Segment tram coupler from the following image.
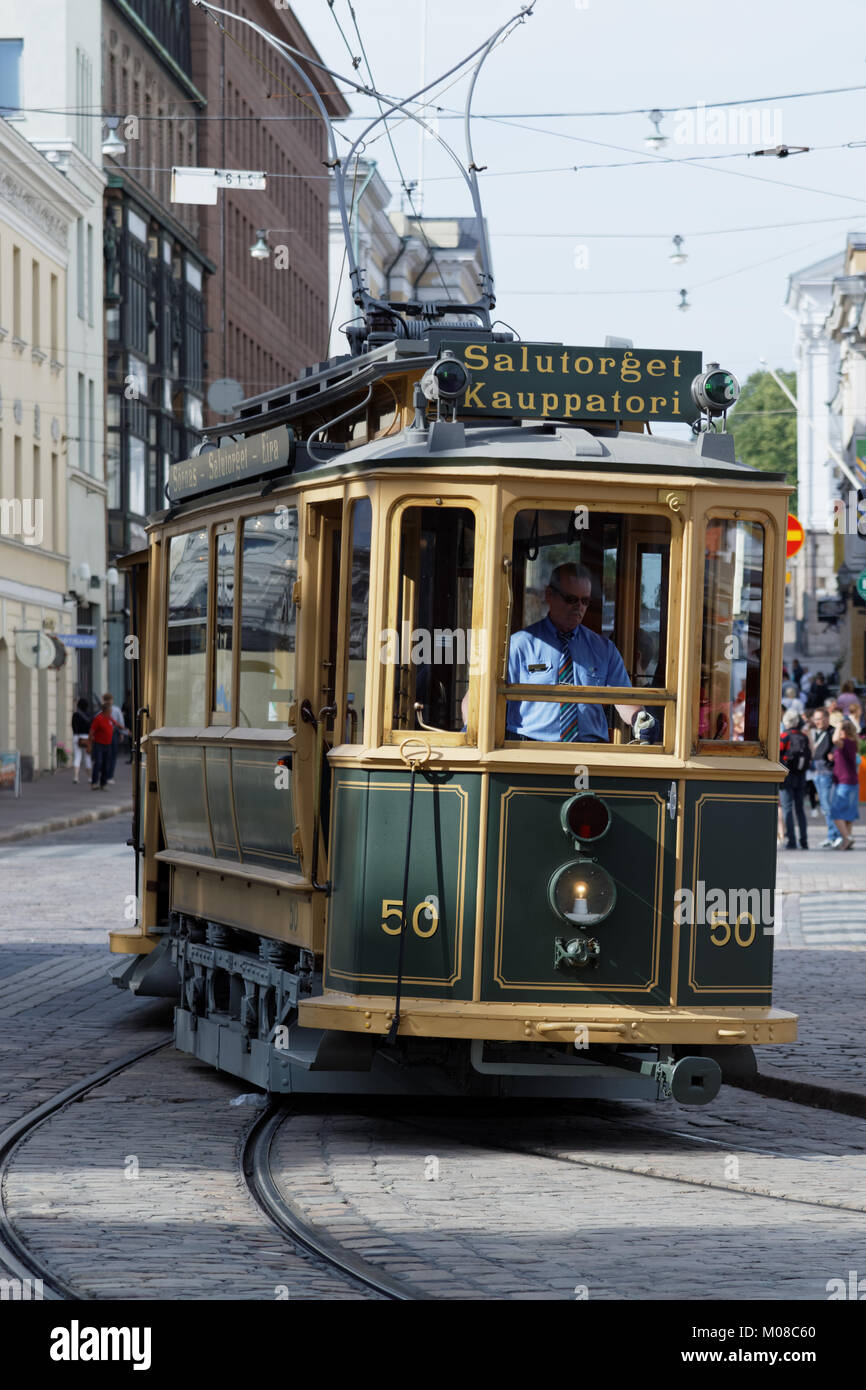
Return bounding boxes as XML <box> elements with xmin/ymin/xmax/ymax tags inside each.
<box><xmin>587</xmin><ymin>1048</ymin><xmax>722</xmax><ymax>1105</ymax></box>
<box><xmin>553</xmin><ymin>935</ymin><xmax>600</xmax><ymax>969</ymax></box>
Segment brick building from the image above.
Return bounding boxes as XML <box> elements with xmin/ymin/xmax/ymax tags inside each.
<box><xmin>189</xmin><ymin>2</ymin><xmax>349</xmax><ymax>421</ymax></box>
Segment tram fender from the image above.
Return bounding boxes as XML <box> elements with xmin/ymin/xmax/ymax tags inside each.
<box><xmin>127</xmin><ymin>938</ymin><xmax>180</xmax><ymax>998</ymax></box>
<box><xmin>310</xmin><ymin>1029</ymin><xmax>376</xmax><ymax>1072</ymax></box>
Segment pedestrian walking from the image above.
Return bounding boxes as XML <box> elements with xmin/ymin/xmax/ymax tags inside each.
<box><xmin>792</xmin><ymin>658</ymin><xmax>804</xmax><ymax>688</ymax></box>
<box><xmin>837</xmin><ymin>680</ymin><xmax>859</xmax><ymax>716</ymax></box>
<box><xmin>806</xmin><ymin>672</ymin><xmax>830</xmax><ymax>710</ymax></box>
<box><xmin>830</xmin><ymin>718</ymin><xmax>860</xmax><ymax>850</ymax></box>
<box><xmin>779</xmin><ymin>708</ymin><xmax>811</xmax><ymax>850</ymax></box>
<box><xmin>809</xmin><ymin>707</ymin><xmax>842</xmax><ymax>847</ymax></box>
<box><xmin>71</xmin><ymin>698</ymin><xmax>92</xmax><ymax>785</ymax></box>
<box><xmin>846</xmin><ymin>699</ymin><xmax>866</xmax><ymax>738</ymax></box>
<box><xmin>101</xmin><ymin>691</ymin><xmax>126</xmax><ymax>785</ymax></box>
<box><xmin>89</xmin><ymin>701</ymin><xmax>115</xmax><ymax>790</ymax></box>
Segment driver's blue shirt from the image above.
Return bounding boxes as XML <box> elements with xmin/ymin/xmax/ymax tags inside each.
<box><xmin>507</xmin><ymin>616</ymin><xmax>631</xmax><ymax>742</ymax></box>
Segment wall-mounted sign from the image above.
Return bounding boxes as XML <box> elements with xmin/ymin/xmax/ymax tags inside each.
<box><xmin>167</xmin><ymin>426</ymin><xmax>294</xmax><ymax>502</ymax></box>
<box><xmin>437</xmin><ymin>341</ymin><xmax>703</xmax><ymax>424</ymax></box>
<box><xmin>58</xmin><ymin>633</ymin><xmax>99</xmax><ymax>649</ymax></box>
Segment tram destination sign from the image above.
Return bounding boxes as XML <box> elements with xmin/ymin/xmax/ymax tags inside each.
<box><xmin>167</xmin><ymin>425</ymin><xmax>294</xmax><ymax>502</ymax></box>
<box><xmin>439</xmin><ymin>341</ymin><xmax>703</xmax><ymax>425</ymax></box>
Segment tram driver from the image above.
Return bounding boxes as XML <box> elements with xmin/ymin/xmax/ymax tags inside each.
<box><xmin>506</xmin><ymin>562</ymin><xmax>658</xmax><ymax>744</ymax></box>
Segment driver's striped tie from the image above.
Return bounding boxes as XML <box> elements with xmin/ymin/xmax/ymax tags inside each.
<box><xmin>559</xmin><ymin>637</ymin><xmax>581</xmax><ymax>742</ymax></box>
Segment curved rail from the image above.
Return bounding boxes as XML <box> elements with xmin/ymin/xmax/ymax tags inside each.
<box><xmin>242</xmin><ymin>1105</ymin><xmax>426</xmax><ymax>1301</ymax></box>
<box><xmin>0</xmin><ymin>1039</ymin><xmax>171</xmax><ymax>1300</ymax></box>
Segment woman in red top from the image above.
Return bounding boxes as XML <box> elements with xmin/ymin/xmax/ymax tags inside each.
<box><xmin>88</xmin><ymin>704</ymin><xmax>115</xmax><ymax>790</ymax></box>
<box><xmin>830</xmin><ymin>718</ymin><xmax>860</xmax><ymax>850</ymax></box>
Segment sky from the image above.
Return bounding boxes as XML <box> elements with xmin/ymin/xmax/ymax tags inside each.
<box><xmin>286</xmin><ymin>0</ymin><xmax>866</xmax><ymax>397</ymax></box>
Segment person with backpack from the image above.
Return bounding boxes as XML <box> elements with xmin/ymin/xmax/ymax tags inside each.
<box><xmin>779</xmin><ymin>708</ymin><xmax>811</xmax><ymax>850</ymax></box>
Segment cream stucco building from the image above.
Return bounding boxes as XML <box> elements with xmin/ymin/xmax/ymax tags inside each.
<box><xmin>0</xmin><ymin>117</ymin><xmax>90</xmax><ymax>775</ymax></box>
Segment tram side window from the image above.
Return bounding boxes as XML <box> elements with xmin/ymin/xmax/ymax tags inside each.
<box><xmin>346</xmin><ymin>498</ymin><xmax>371</xmax><ymax>743</ymax></box>
<box><xmin>699</xmin><ymin>519</ymin><xmax>764</xmax><ymax>743</ymax></box>
<box><xmin>165</xmin><ymin>530</ymin><xmax>208</xmax><ymax>727</ymax></box>
<box><xmin>238</xmin><ymin>508</ymin><xmax>298</xmax><ymax>729</ymax></box>
<box><xmin>388</xmin><ymin>506</ymin><xmax>477</xmax><ymax>736</ymax></box>
<box><xmin>214</xmin><ymin>531</ymin><xmax>234</xmax><ymax>717</ymax></box>
<box><xmin>504</xmin><ymin>509</ymin><xmax>671</xmax><ymax>745</ymax></box>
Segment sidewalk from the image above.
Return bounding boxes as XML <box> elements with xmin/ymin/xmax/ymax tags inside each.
<box><xmin>0</xmin><ymin>760</ymin><xmax>133</xmax><ymax>843</ymax></box>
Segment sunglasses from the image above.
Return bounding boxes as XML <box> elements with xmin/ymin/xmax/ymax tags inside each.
<box><xmin>549</xmin><ymin>581</ymin><xmax>591</xmax><ymax>609</ymax></box>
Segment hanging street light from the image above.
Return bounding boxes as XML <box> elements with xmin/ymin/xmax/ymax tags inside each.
<box><xmin>101</xmin><ymin>116</ymin><xmax>126</xmax><ymax>158</ymax></box>
<box><xmin>669</xmin><ymin>234</ymin><xmax>687</xmax><ymax>265</ymax></box>
<box><xmin>645</xmin><ymin>109</ymin><xmax>667</xmax><ymax>152</ymax></box>
<box><xmin>249</xmin><ymin>229</ymin><xmax>270</xmax><ymax>260</ymax></box>
<box><xmin>678</xmin><ymin>289</ymin><xmax>690</xmax><ymax>312</ymax></box>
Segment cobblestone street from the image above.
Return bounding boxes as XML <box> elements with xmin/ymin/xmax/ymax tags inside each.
<box><xmin>0</xmin><ymin>813</ymin><xmax>864</xmax><ymax>1302</ymax></box>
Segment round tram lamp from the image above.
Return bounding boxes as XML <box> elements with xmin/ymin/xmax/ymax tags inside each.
<box><xmin>548</xmin><ymin>859</ymin><xmax>617</xmax><ymax>928</ymax></box>
<box><xmin>421</xmin><ymin>350</ymin><xmax>471</xmax><ymax>403</ymax></box>
<box><xmin>560</xmin><ymin>791</ymin><xmax>611</xmax><ymax>844</ymax></box>
<box><xmin>691</xmin><ymin>364</ymin><xmax>740</xmax><ymax>417</ymax></box>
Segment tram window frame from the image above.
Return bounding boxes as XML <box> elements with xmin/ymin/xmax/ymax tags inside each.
<box><xmin>497</xmin><ymin>502</ymin><xmax>678</xmax><ymax>753</ymax></box>
<box><xmin>340</xmin><ymin>494</ymin><xmax>372</xmax><ymax>747</ymax></box>
<box><xmin>237</xmin><ymin>504</ymin><xmax>299</xmax><ymax>731</ymax></box>
<box><xmin>163</xmin><ymin>526</ymin><xmax>210</xmax><ymax>728</ymax></box>
<box><xmin>382</xmin><ymin>498</ymin><xmax>485</xmax><ymax>748</ymax></box>
<box><xmin>695</xmin><ymin>510</ymin><xmax>771</xmax><ymax>755</ymax></box>
<box><xmin>210</xmin><ymin>521</ymin><xmax>236</xmax><ymax>727</ymax></box>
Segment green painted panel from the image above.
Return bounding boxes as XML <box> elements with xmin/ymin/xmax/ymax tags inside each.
<box><xmin>325</xmin><ymin>769</ymin><xmax>480</xmax><ymax>999</ymax></box>
<box><xmin>233</xmin><ymin>749</ymin><xmax>298</xmax><ymax>871</ymax></box>
<box><xmin>677</xmin><ymin>782</ymin><xmax>777</xmax><ymax>1005</ymax></box>
<box><xmin>157</xmin><ymin>744</ymin><xmax>211</xmax><ymax>855</ymax></box>
<box><xmin>206</xmin><ymin>746</ymin><xmax>238</xmax><ymax>860</ymax></box>
<box><xmin>483</xmin><ymin>774</ymin><xmax>674</xmax><ymax>1004</ymax></box>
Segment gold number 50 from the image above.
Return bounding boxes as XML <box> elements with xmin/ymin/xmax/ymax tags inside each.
<box><xmin>709</xmin><ymin>911</ymin><xmax>756</xmax><ymax>948</ymax></box>
<box><xmin>380</xmin><ymin>897</ymin><xmax>440</xmax><ymax>938</ymax></box>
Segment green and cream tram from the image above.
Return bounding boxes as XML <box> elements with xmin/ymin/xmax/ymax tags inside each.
<box><xmin>111</xmin><ymin>335</ymin><xmax>796</xmax><ymax>1104</ymax></box>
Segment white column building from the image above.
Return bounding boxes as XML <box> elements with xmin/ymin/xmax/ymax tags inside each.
<box><xmin>784</xmin><ymin>252</ymin><xmax>845</xmax><ymax>665</ymax></box>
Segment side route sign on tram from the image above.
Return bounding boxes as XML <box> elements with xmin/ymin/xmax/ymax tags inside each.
<box><xmin>439</xmin><ymin>340</ymin><xmax>703</xmax><ymax>425</ymax></box>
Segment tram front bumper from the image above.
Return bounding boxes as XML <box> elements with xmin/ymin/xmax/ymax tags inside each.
<box><xmin>297</xmin><ymin>994</ymin><xmax>797</xmax><ymax>1046</ymax></box>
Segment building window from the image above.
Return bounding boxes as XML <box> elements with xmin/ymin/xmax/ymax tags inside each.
<box><xmin>76</xmin><ymin>220</ymin><xmax>85</xmax><ymax>319</ymax></box>
<box><xmin>51</xmin><ymin>453</ymin><xmax>59</xmax><ymax>550</ymax></box>
<box><xmin>31</xmin><ymin>260</ymin><xmax>39</xmax><ymax>348</ymax></box>
<box><xmin>12</xmin><ymin>245</ymin><xmax>21</xmax><ymax>338</ymax></box>
<box><xmin>86</xmin><ymin>223</ymin><xmax>94</xmax><ymax>325</ymax></box>
<box><xmin>13</xmin><ymin>436</ymin><xmax>21</xmax><ymax>499</ymax></box>
<box><xmin>33</xmin><ymin>445</ymin><xmax>41</xmax><ymax>539</ymax></box>
<box><xmin>50</xmin><ymin>274</ymin><xmax>58</xmax><ymax>356</ymax></box>
<box><xmin>129</xmin><ymin>436</ymin><xmax>146</xmax><ymax>517</ymax></box>
<box><xmin>0</xmin><ymin>39</ymin><xmax>23</xmax><ymax>117</ymax></box>
<box><xmin>77</xmin><ymin>373</ymin><xmax>85</xmax><ymax>474</ymax></box>
<box><xmin>88</xmin><ymin>379</ymin><xmax>95</xmax><ymax>476</ymax></box>
<box><xmin>75</xmin><ymin>49</ymin><xmax>92</xmax><ymax>157</ymax></box>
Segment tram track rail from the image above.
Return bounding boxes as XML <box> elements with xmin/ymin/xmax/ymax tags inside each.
<box><xmin>0</xmin><ymin>1039</ymin><xmax>171</xmax><ymax>1300</ymax></box>
<box><xmin>241</xmin><ymin>1105</ymin><xmax>425</xmax><ymax>1301</ymax></box>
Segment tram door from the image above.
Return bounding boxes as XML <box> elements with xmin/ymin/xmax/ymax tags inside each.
<box><xmin>309</xmin><ymin>502</ymin><xmax>344</xmax><ymax>860</ymax></box>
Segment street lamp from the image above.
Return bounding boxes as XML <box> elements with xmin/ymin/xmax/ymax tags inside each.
<box><xmin>645</xmin><ymin>110</ymin><xmax>667</xmax><ymax>152</ymax></box>
<box><xmin>249</xmin><ymin>228</ymin><xmax>295</xmax><ymax>261</ymax></box>
<box><xmin>101</xmin><ymin>116</ymin><xmax>126</xmax><ymax>158</ymax></box>
<box><xmin>669</xmin><ymin>234</ymin><xmax>687</xmax><ymax>265</ymax></box>
<box><xmin>250</xmin><ymin>229</ymin><xmax>270</xmax><ymax>260</ymax></box>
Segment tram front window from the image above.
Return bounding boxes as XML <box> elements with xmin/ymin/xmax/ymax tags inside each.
<box><xmin>699</xmin><ymin>518</ymin><xmax>764</xmax><ymax>744</ymax></box>
<box><xmin>504</xmin><ymin>509</ymin><xmax>671</xmax><ymax>745</ymax></box>
<box><xmin>389</xmin><ymin>506</ymin><xmax>477</xmax><ymax>737</ymax></box>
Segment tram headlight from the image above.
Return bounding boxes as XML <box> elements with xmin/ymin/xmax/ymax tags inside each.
<box><xmin>560</xmin><ymin>791</ymin><xmax>611</xmax><ymax>844</ymax></box>
<box><xmin>421</xmin><ymin>350</ymin><xmax>471</xmax><ymax>403</ymax></box>
<box><xmin>691</xmin><ymin>363</ymin><xmax>740</xmax><ymax>416</ymax></box>
<box><xmin>548</xmin><ymin>859</ymin><xmax>616</xmax><ymax>928</ymax></box>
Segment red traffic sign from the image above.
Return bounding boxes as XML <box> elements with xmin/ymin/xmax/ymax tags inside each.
<box><xmin>786</xmin><ymin>513</ymin><xmax>804</xmax><ymax>559</ymax></box>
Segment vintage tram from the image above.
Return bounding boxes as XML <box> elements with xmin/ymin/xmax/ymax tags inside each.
<box><xmin>110</xmin><ymin>329</ymin><xmax>797</xmax><ymax>1105</ymax></box>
